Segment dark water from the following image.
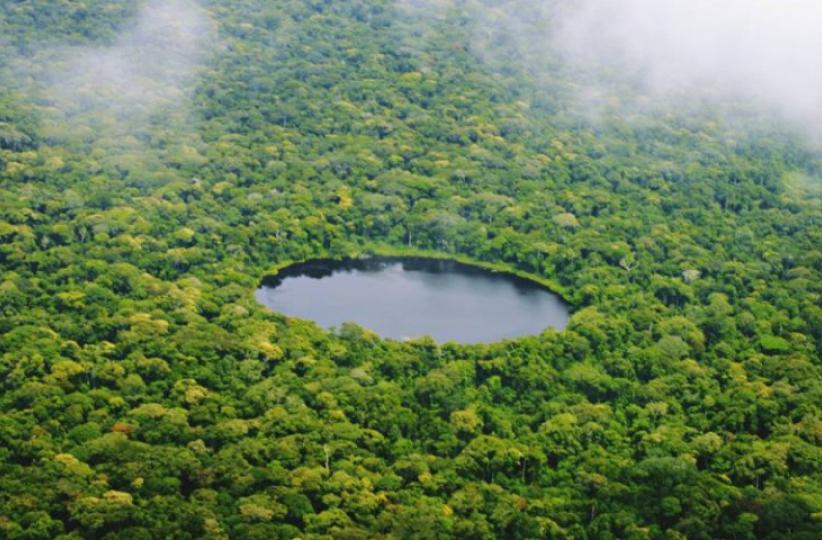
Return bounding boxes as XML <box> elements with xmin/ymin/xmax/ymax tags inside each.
<box><xmin>256</xmin><ymin>257</ymin><xmax>570</xmax><ymax>344</ymax></box>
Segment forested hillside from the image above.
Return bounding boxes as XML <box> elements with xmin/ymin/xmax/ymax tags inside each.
<box><xmin>1</xmin><ymin>1</ymin><xmax>821</xmax><ymax>538</ymax></box>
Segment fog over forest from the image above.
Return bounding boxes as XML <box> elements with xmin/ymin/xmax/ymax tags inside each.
<box><xmin>555</xmin><ymin>0</ymin><xmax>822</xmax><ymax>132</ymax></box>
<box><xmin>9</xmin><ymin>0</ymin><xmax>215</xmax><ymax>140</ymax></box>
<box><xmin>401</xmin><ymin>0</ymin><xmax>822</xmax><ymax>137</ymax></box>
<box><xmin>0</xmin><ymin>1</ymin><xmax>820</xmax><ymax>538</ymax></box>
<box><xmin>14</xmin><ymin>0</ymin><xmax>822</xmax><ymax>138</ymax></box>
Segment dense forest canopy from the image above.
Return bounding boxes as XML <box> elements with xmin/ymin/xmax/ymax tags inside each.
<box><xmin>0</xmin><ymin>1</ymin><xmax>820</xmax><ymax>538</ymax></box>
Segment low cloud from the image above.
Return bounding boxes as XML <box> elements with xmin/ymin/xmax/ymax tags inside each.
<box><xmin>23</xmin><ymin>0</ymin><xmax>216</xmax><ymax>139</ymax></box>
<box><xmin>555</xmin><ymin>0</ymin><xmax>822</xmax><ymax>130</ymax></box>
<box><xmin>396</xmin><ymin>0</ymin><xmax>822</xmax><ymax>136</ymax></box>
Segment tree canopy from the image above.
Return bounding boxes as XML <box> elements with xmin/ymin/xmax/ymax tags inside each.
<box><xmin>0</xmin><ymin>1</ymin><xmax>820</xmax><ymax>538</ymax></box>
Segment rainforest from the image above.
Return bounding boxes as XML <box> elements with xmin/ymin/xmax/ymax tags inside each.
<box><xmin>0</xmin><ymin>1</ymin><xmax>820</xmax><ymax>539</ymax></box>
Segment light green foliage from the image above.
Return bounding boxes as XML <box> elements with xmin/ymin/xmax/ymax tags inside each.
<box><xmin>0</xmin><ymin>0</ymin><xmax>820</xmax><ymax>539</ymax></box>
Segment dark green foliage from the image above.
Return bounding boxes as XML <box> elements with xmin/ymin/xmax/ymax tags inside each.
<box><xmin>0</xmin><ymin>1</ymin><xmax>820</xmax><ymax>538</ymax></box>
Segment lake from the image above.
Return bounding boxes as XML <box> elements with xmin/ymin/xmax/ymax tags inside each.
<box><xmin>255</xmin><ymin>257</ymin><xmax>570</xmax><ymax>344</ymax></box>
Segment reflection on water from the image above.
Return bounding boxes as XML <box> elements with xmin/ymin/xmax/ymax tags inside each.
<box><xmin>256</xmin><ymin>257</ymin><xmax>570</xmax><ymax>344</ymax></box>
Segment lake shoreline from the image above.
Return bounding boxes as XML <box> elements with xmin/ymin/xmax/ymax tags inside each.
<box><xmin>257</xmin><ymin>252</ymin><xmax>571</xmax><ymax>343</ymax></box>
<box><xmin>261</xmin><ymin>244</ymin><xmax>570</xmax><ymax>305</ymax></box>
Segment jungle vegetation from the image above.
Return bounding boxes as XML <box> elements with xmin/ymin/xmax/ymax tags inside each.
<box><xmin>0</xmin><ymin>1</ymin><xmax>820</xmax><ymax>539</ymax></box>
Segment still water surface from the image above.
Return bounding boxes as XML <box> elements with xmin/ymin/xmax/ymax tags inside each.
<box><xmin>256</xmin><ymin>257</ymin><xmax>570</xmax><ymax>343</ymax></box>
